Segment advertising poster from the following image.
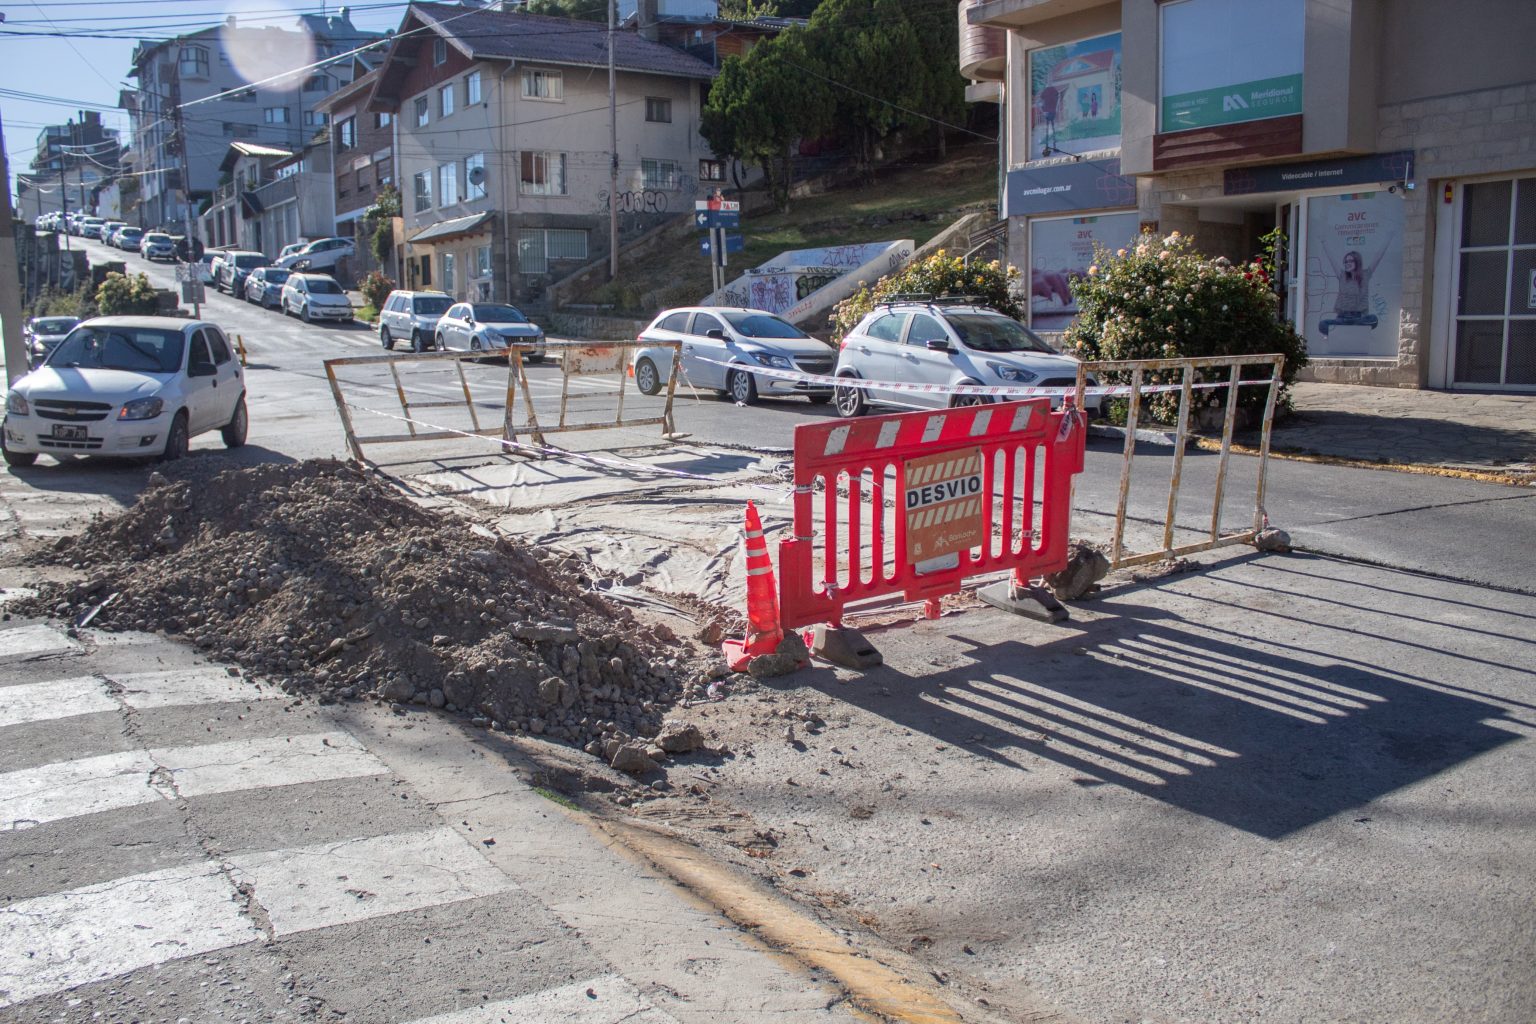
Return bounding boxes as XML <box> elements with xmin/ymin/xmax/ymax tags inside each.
<box><xmin>1303</xmin><ymin>192</ymin><xmax>1403</xmax><ymax>357</ymax></box>
<box><xmin>1029</xmin><ymin>33</ymin><xmax>1122</xmax><ymax>159</ymax></box>
<box><xmin>1029</xmin><ymin>212</ymin><xmax>1141</xmax><ymax>332</ymax></box>
<box><xmin>1160</xmin><ymin>0</ymin><xmax>1303</xmax><ymax>130</ymax></box>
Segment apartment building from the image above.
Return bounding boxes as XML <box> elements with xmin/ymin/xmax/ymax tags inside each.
<box><xmin>368</xmin><ymin>2</ymin><xmax>718</xmax><ymax>307</ymax></box>
<box><xmin>963</xmin><ymin>0</ymin><xmax>1536</xmax><ymax>391</ymax></box>
<box><xmin>122</xmin><ymin>11</ymin><xmax>385</xmax><ymax>232</ymax></box>
<box><xmin>314</xmin><ymin>58</ymin><xmax>395</xmax><ymax>276</ymax></box>
<box><xmin>18</xmin><ymin>112</ymin><xmax>122</xmax><ymax>220</ymax></box>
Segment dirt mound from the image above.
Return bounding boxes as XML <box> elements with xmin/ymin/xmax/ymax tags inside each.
<box><xmin>21</xmin><ymin>461</ymin><xmax>698</xmax><ymax>752</ymax></box>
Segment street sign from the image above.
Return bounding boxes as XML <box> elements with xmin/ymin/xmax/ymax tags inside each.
<box><xmin>175</xmin><ymin>237</ymin><xmax>205</xmax><ymax>264</ymax></box>
<box><xmin>694</xmin><ymin>210</ymin><xmax>740</xmax><ymax>229</ymax></box>
<box><xmin>695</xmin><ymin>199</ymin><xmax>741</xmax><ymax>212</ymax></box>
<box><xmin>904</xmin><ymin>447</ymin><xmax>986</xmax><ymax>565</ymax></box>
<box><xmin>700</xmin><ymin>234</ymin><xmax>745</xmax><ymax>255</ymax></box>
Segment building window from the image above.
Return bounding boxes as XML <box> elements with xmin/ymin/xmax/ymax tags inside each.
<box><xmin>519</xmin><ymin>151</ymin><xmax>567</xmax><ymax>196</ymax></box>
<box><xmin>415</xmin><ymin>96</ymin><xmax>429</xmax><ymax>127</ymax></box>
<box><xmin>1159</xmin><ymin>0</ymin><xmax>1304</xmax><ymax>131</ymax></box>
<box><xmin>518</xmin><ymin>228</ymin><xmax>587</xmax><ymax>275</ymax></box>
<box><xmin>1029</xmin><ymin>32</ymin><xmax>1122</xmax><ymax>160</ymax></box>
<box><xmin>475</xmin><ymin>244</ymin><xmax>492</xmax><ymax>279</ymax></box>
<box><xmin>464</xmin><ymin>153</ymin><xmax>486</xmax><ymax>200</ymax></box>
<box><xmin>1449</xmin><ymin>177</ymin><xmax>1536</xmax><ymax>386</ymax></box>
<box><xmin>356</xmin><ymin>168</ymin><xmax>371</xmax><ymax>193</ymax></box>
<box><xmin>303</xmin><ymin>74</ymin><xmax>332</xmax><ymax>93</ymax></box>
<box><xmin>441</xmin><ymin>252</ymin><xmax>456</xmax><ymax>293</ymax></box>
<box><xmin>336</xmin><ymin>117</ymin><xmax>356</xmax><ymax>150</ymax></box>
<box><xmin>413</xmin><ymin>170</ymin><xmax>432</xmax><ymax>212</ymax></box>
<box><xmin>466</xmin><ymin>70</ymin><xmax>482</xmax><ymax>106</ymax></box>
<box><xmin>178</xmin><ymin>45</ymin><xmax>209</xmax><ymax>78</ymax></box>
<box><xmin>230</xmin><ymin>89</ymin><xmax>256</xmax><ymax>103</ymax></box>
<box><xmin>377</xmin><ymin>158</ymin><xmax>393</xmax><ymax>187</ymax></box>
<box><xmin>641</xmin><ymin>159</ymin><xmax>679</xmax><ymax>190</ymax></box>
<box><xmin>439</xmin><ymin>84</ymin><xmax>455</xmax><ymax>118</ymax></box>
<box><xmin>432</xmin><ymin>38</ymin><xmax>447</xmax><ymax>67</ymax></box>
<box><xmin>645</xmin><ymin>97</ymin><xmax>672</xmax><ymax>123</ymax></box>
<box><xmin>264</xmin><ymin>107</ymin><xmax>290</xmax><ymax>124</ymax></box>
<box><xmin>521</xmin><ymin>68</ymin><xmax>562</xmax><ymax>101</ymax></box>
<box><xmin>699</xmin><ymin>158</ymin><xmax>724</xmax><ymax>182</ymax></box>
<box><xmin>303</xmin><ymin>111</ymin><xmax>328</xmax><ymax>127</ymax></box>
<box><xmin>439</xmin><ymin>163</ymin><xmax>459</xmax><ymax>206</ymax></box>
<box><xmin>374</xmin><ymin>111</ymin><xmax>393</xmax><ymax>129</ymax></box>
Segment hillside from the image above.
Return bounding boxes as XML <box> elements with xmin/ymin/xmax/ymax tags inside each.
<box><xmin>577</xmin><ymin>142</ymin><xmax>999</xmax><ymax>317</ymax></box>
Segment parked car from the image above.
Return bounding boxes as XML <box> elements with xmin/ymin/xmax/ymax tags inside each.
<box><xmin>280</xmin><ymin>273</ymin><xmax>353</xmax><ymax>323</ymax></box>
<box><xmin>273</xmin><ymin>236</ymin><xmax>355</xmax><ymax>273</ymax></box>
<box><xmin>629</xmin><ymin>306</ymin><xmax>835</xmax><ymax>404</ymax></box>
<box><xmin>79</xmin><ymin>217</ymin><xmax>105</xmax><ymax>239</ymax></box>
<box><xmin>140</xmin><ymin>231</ymin><xmax>176</xmax><ymax>261</ymax></box>
<box><xmin>115</xmin><ymin>226</ymin><xmax>144</xmax><ymax>252</ymax></box>
<box><xmin>831</xmin><ymin>300</ymin><xmax>1100</xmax><ymax>418</ymax></box>
<box><xmin>100</xmin><ymin>222</ymin><xmax>126</xmax><ymax>246</ymax></box>
<box><xmin>1</xmin><ymin>316</ymin><xmax>247</xmax><ymax>467</ymax></box>
<box><xmin>434</xmin><ymin>302</ymin><xmax>546</xmax><ymax>361</ymax></box>
<box><xmin>276</xmin><ymin>241</ymin><xmax>309</xmax><ymax>263</ymax></box>
<box><xmin>24</xmin><ymin>316</ymin><xmax>81</xmax><ymax>368</ymax></box>
<box><xmin>378</xmin><ymin>290</ymin><xmax>452</xmax><ymax>352</ymax></box>
<box><xmin>213</xmin><ymin>251</ymin><xmax>267</xmax><ymax>294</ymax></box>
<box><xmin>243</xmin><ymin>266</ymin><xmax>291</xmax><ymax>308</ymax></box>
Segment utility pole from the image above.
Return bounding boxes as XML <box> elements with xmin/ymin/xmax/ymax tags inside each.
<box><xmin>168</xmin><ymin>52</ymin><xmax>202</xmax><ymax>318</ymax></box>
<box><xmin>58</xmin><ymin>162</ymin><xmax>71</xmax><ymax>252</ymax></box>
<box><xmin>607</xmin><ymin>0</ymin><xmax>618</xmax><ymax>280</ymax></box>
<box><xmin>1</xmin><ymin>110</ymin><xmax>32</xmax><ymax>385</ymax></box>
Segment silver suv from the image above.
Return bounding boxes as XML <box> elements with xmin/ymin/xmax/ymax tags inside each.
<box><xmin>833</xmin><ymin>300</ymin><xmax>1099</xmax><ymax>417</ymax></box>
<box><xmin>378</xmin><ymin>291</ymin><xmax>453</xmax><ymax>352</ymax></box>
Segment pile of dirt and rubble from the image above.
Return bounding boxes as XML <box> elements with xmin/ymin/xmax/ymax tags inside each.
<box><xmin>18</xmin><ymin>460</ymin><xmax>709</xmax><ymax>758</ymax></box>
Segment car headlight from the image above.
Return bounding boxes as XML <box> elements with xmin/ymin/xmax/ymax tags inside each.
<box><xmin>6</xmin><ymin>392</ymin><xmax>29</xmax><ymax>415</ymax></box>
<box><xmin>118</xmin><ymin>397</ymin><xmax>165</xmax><ymax>421</ymax></box>
<box><xmin>746</xmin><ymin>351</ymin><xmax>794</xmax><ymax>369</ymax></box>
<box><xmin>988</xmin><ymin>362</ymin><xmax>1039</xmax><ymax>384</ymax></box>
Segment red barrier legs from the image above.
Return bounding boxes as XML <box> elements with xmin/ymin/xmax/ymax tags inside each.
<box><xmin>722</xmin><ymin>501</ymin><xmax>785</xmax><ymax>672</ymax></box>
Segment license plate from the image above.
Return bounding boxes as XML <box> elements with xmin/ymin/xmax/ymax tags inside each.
<box><xmin>51</xmin><ymin>425</ymin><xmax>87</xmax><ymax>441</ymax></box>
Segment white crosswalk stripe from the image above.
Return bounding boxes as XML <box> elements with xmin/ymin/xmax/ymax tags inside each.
<box><xmin>0</xmin><ymin>624</ymin><xmax>80</xmax><ymax>662</ymax></box>
<box><xmin>0</xmin><ymin>675</ymin><xmax>118</xmax><ymax>728</ymax></box>
<box><xmin>0</xmin><ymin>862</ymin><xmax>263</xmax><ymax>1009</ymax></box>
<box><xmin>106</xmin><ymin>667</ymin><xmax>285</xmax><ymax>709</ymax></box>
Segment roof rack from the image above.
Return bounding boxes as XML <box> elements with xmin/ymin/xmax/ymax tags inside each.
<box><xmin>874</xmin><ymin>293</ymin><xmax>990</xmax><ymax>309</ymax></box>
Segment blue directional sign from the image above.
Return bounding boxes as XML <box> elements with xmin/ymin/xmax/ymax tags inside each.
<box><xmin>701</xmin><ymin>233</ymin><xmax>745</xmax><ymax>255</ymax></box>
<box><xmin>694</xmin><ymin>210</ymin><xmax>740</xmax><ymax>229</ymax></box>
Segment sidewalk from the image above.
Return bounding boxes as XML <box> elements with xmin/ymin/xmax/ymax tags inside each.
<box><xmin>1274</xmin><ymin>382</ymin><xmax>1536</xmax><ymax>477</ymax></box>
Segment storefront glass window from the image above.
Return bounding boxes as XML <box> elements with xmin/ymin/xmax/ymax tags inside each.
<box><xmin>1301</xmin><ymin>191</ymin><xmax>1402</xmax><ymax>358</ymax></box>
<box><xmin>1160</xmin><ymin>0</ymin><xmax>1303</xmax><ymax>131</ymax></box>
<box><xmin>1028</xmin><ymin>212</ymin><xmax>1140</xmax><ymax>331</ymax></box>
<box><xmin>1028</xmin><ymin>33</ymin><xmax>1121</xmax><ymax>160</ymax></box>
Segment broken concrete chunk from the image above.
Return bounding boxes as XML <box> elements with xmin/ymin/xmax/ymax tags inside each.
<box><xmin>1046</xmin><ymin>542</ymin><xmax>1110</xmax><ymax>601</ymax></box>
<box><xmin>656</xmin><ymin>719</ymin><xmax>706</xmax><ymax>753</ymax></box>
<box><xmin>610</xmin><ymin>743</ymin><xmax>658</xmax><ymax>774</ymax></box>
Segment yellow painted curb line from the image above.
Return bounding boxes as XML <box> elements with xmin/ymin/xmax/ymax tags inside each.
<box><xmin>600</xmin><ymin>818</ymin><xmax>966</xmax><ymax>1024</ymax></box>
<box><xmin>1194</xmin><ymin>437</ymin><xmax>1535</xmax><ymax>487</ymax></box>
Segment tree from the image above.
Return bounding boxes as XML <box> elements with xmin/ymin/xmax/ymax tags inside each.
<box><xmin>363</xmin><ymin>184</ymin><xmax>400</xmax><ymax>276</ymax></box>
<box><xmin>523</xmin><ymin>0</ymin><xmax>605</xmax><ymax>22</ymax></box>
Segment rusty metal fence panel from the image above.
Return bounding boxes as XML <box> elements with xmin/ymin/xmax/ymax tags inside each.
<box><xmin>1072</xmin><ymin>354</ymin><xmax>1285</xmax><ymax>569</ymax></box>
<box><xmin>322</xmin><ymin>340</ymin><xmax>680</xmax><ymax>463</ymax></box>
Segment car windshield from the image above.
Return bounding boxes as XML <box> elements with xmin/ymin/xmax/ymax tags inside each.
<box><xmin>471</xmin><ymin>304</ymin><xmax>527</xmax><ymax>323</ymax></box>
<box><xmin>234</xmin><ymin>255</ymin><xmax>265</xmax><ymax>269</ymax></box>
<box><xmin>32</xmin><ymin>318</ymin><xmax>78</xmax><ymax>335</ymax></box>
<box><xmin>413</xmin><ymin>297</ymin><xmax>451</xmax><ymax>314</ymax></box>
<box><xmin>946</xmin><ymin>313</ymin><xmax>1056</xmax><ymax>354</ymax></box>
<box><xmin>145</xmin><ymin>233</ymin><xmax>170</xmax><ymax>243</ymax></box>
<box><xmin>263</xmin><ymin>269</ymin><xmax>291</xmax><ymax>284</ymax></box>
<box><xmin>721</xmin><ymin>312</ymin><xmax>809</xmax><ymax>340</ymax></box>
<box><xmin>307</xmin><ymin>279</ymin><xmax>344</xmax><ymax>295</ymax></box>
<box><xmin>47</xmin><ymin>326</ymin><xmax>184</xmax><ymax>373</ymax></box>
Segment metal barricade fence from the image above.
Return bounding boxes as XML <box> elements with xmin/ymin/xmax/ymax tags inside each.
<box><xmin>777</xmin><ymin>398</ymin><xmax>1085</xmax><ymax>631</ymax></box>
<box><xmin>1072</xmin><ymin>353</ymin><xmax>1285</xmax><ymax>568</ymax></box>
<box><xmin>322</xmin><ymin>340</ymin><xmax>681</xmax><ymax>463</ymax></box>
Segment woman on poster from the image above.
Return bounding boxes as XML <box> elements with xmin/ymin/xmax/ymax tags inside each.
<box><xmin>1318</xmin><ymin>229</ymin><xmax>1396</xmax><ymax>337</ymax></box>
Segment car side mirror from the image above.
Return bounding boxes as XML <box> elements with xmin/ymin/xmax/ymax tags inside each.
<box><xmin>925</xmin><ymin>337</ymin><xmax>952</xmax><ymax>351</ymax></box>
<box><xmin>706</xmin><ymin>329</ymin><xmax>726</xmax><ymax>341</ymax></box>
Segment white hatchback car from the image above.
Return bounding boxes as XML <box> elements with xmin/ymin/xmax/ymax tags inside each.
<box><xmin>281</xmin><ymin>273</ymin><xmax>353</xmax><ymax>323</ymax></box>
<box><xmin>833</xmin><ymin>300</ymin><xmax>1099</xmax><ymax>417</ymax></box>
<box><xmin>630</xmin><ymin>306</ymin><xmax>836</xmax><ymax>404</ymax></box>
<box><xmin>2</xmin><ymin>316</ymin><xmax>247</xmax><ymax>466</ymax></box>
<box><xmin>434</xmin><ymin>302</ymin><xmax>546</xmax><ymax>361</ymax></box>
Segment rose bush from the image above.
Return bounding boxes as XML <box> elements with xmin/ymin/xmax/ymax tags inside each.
<box><xmin>1062</xmin><ymin>232</ymin><xmax>1307</xmax><ymax>422</ymax></box>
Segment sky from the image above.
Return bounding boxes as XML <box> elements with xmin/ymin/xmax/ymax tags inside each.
<box><xmin>1</xmin><ymin>0</ymin><xmax>412</xmax><ymax>202</ymax></box>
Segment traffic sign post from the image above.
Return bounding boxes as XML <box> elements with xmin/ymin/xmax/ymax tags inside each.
<box><xmin>696</xmin><ymin>199</ymin><xmax>744</xmax><ymax>290</ymax></box>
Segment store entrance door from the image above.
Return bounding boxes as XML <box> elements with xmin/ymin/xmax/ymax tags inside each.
<box><xmin>1449</xmin><ymin>176</ymin><xmax>1536</xmax><ymax>391</ymax></box>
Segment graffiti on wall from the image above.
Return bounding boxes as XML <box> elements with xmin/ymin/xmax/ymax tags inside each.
<box><xmin>731</xmin><ymin>242</ymin><xmax>899</xmax><ymax>316</ymax></box>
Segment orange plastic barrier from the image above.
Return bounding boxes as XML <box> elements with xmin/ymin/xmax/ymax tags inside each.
<box><xmin>776</xmin><ymin>399</ymin><xmax>1085</xmax><ymax>630</ymax></box>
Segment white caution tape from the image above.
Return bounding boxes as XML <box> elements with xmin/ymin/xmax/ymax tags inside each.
<box><xmin>696</xmin><ymin>356</ymin><xmax>1277</xmax><ymax>400</ymax></box>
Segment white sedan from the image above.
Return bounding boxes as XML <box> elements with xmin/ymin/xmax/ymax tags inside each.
<box><xmin>433</xmin><ymin>302</ymin><xmax>546</xmax><ymax>360</ymax></box>
<box><xmin>2</xmin><ymin>316</ymin><xmax>247</xmax><ymax>466</ymax></box>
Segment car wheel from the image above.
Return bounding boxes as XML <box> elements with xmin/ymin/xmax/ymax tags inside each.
<box><xmin>1</xmin><ymin>431</ymin><xmax>37</xmax><ymax>468</ymax></box>
<box><xmin>380</xmin><ymin>326</ymin><xmax>394</xmax><ymax>350</ymax></box>
<box><xmin>728</xmin><ymin>368</ymin><xmax>758</xmax><ymax>405</ymax></box>
<box><xmin>221</xmin><ymin>395</ymin><xmax>248</xmax><ymax>449</ymax></box>
<box><xmin>634</xmin><ymin>357</ymin><xmax>661</xmax><ymax>396</ymax></box>
<box><xmin>806</xmin><ymin>394</ymin><xmax>832</xmax><ymax>406</ymax></box>
<box><xmin>411</xmin><ymin>330</ymin><xmax>426</xmax><ymax>353</ymax></box>
<box><xmin>160</xmin><ymin>411</ymin><xmax>189</xmax><ymax>462</ymax></box>
<box><xmin>950</xmin><ymin>390</ymin><xmax>992</xmax><ymax>408</ymax></box>
<box><xmin>834</xmin><ymin>375</ymin><xmax>867</xmax><ymax>418</ymax></box>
